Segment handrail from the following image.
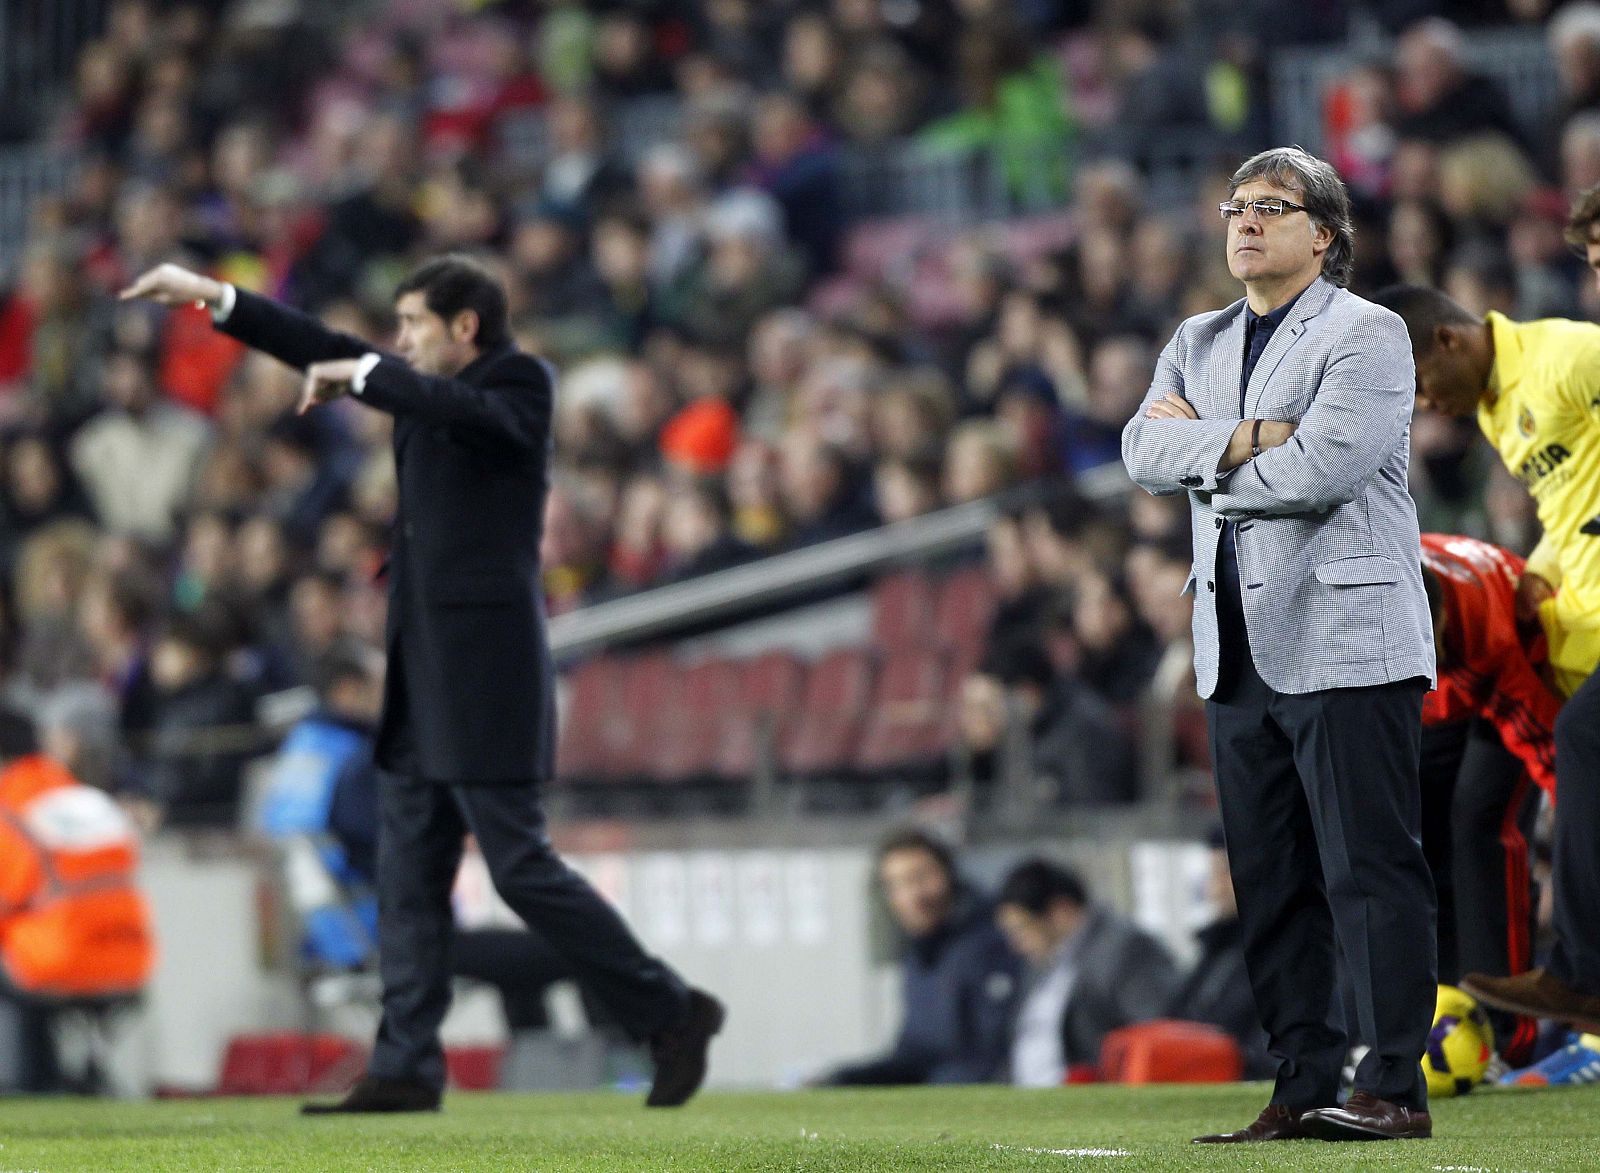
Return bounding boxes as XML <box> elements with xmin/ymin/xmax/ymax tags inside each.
<box><xmin>549</xmin><ymin>462</ymin><xmax>1131</xmax><ymax>658</ymax></box>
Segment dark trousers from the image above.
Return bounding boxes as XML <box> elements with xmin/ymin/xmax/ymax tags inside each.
<box><xmin>1207</xmin><ymin>649</ymin><xmax>1437</xmax><ymax>1111</ymax></box>
<box><xmin>1419</xmin><ymin>719</ymin><xmax>1539</xmax><ymax>1061</ymax></box>
<box><xmin>368</xmin><ymin>774</ymin><xmax>689</xmax><ymax>1092</ymax></box>
<box><xmin>1550</xmin><ymin>668</ymin><xmax>1600</xmax><ymax>993</ymax></box>
<box><xmin>0</xmin><ymin>982</ymin><xmax>62</xmax><ymax>1093</ymax></box>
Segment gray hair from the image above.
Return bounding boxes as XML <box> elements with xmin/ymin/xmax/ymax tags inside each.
<box><xmin>36</xmin><ymin>682</ymin><xmax>119</xmax><ymax>790</ymax></box>
<box><xmin>1229</xmin><ymin>146</ymin><xmax>1357</xmax><ymax>288</ymax></box>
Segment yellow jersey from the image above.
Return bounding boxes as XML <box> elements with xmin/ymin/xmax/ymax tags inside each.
<box><xmin>1480</xmin><ymin>311</ymin><xmax>1600</xmax><ymax>696</ymax></box>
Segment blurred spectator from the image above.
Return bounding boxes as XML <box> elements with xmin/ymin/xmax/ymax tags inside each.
<box><xmin>136</xmin><ymin>608</ymin><xmax>259</xmax><ymax>828</ymax></box>
<box><xmin>1393</xmin><ymin>18</ymin><xmax>1522</xmax><ymax>146</ymax></box>
<box><xmin>1071</xmin><ymin>570</ymin><xmax>1162</xmax><ymax>706</ymax></box>
<box><xmin>996</xmin><ymin>858</ymin><xmax>1179</xmax><ymax>1085</ymax></box>
<box><xmin>1164</xmin><ymin>828</ymin><xmax>1274</xmax><ymax>1080</ymax></box>
<box><xmin>0</xmin><ymin>432</ymin><xmax>96</xmax><ymax>574</ymax></box>
<box><xmin>69</xmin><ymin>346</ymin><xmax>211</xmax><ymax>544</ymax></box>
<box><xmin>957</xmin><ymin>636</ymin><xmax>1137</xmax><ymax>806</ymax></box>
<box><xmin>746</xmin><ymin>92</ymin><xmax>844</xmax><ymax>277</ymax></box>
<box><xmin>821</xmin><ymin>829</ymin><xmax>1019</xmax><ymax>1085</ymax></box>
<box><xmin>919</xmin><ymin>19</ymin><xmax>1073</xmax><ymax>207</ymax></box>
<box><xmin>778</xmin><ymin>432</ymin><xmax>878</xmax><ymax>547</ymax></box>
<box><xmin>659</xmin><ymin>482</ymin><xmax>753</xmax><ymax>584</ymax></box>
<box><xmin>943</xmin><ymin>421</ymin><xmax>1017</xmax><ymax>504</ymax></box>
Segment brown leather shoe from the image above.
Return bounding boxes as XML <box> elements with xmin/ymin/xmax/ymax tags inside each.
<box><xmin>1299</xmin><ymin>1092</ymin><xmax>1431</xmax><ymax>1141</ymax></box>
<box><xmin>1461</xmin><ymin>968</ymin><xmax>1600</xmax><ymax>1032</ymax></box>
<box><xmin>1192</xmin><ymin>1104</ymin><xmax>1307</xmax><ymax>1144</ymax></box>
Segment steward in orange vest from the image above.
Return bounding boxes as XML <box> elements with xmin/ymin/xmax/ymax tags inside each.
<box><xmin>0</xmin><ymin>753</ymin><xmax>154</xmax><ymax>998</ymax></box>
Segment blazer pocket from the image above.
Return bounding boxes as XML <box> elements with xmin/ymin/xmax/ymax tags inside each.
<box><xmin>1314</xmin><ymin>555</ymin><xmax>1401</xmax><ymax>586</ymax></box>
<box><xmin>426</xmin><ymin>571</ymin><xmax>522</xmax><ymax>605</ymax></box>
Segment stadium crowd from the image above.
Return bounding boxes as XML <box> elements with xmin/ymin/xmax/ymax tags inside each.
<box><xmin>0</xmin><ymin>0</ymin><xmax>1591</xmax><ymax>830</ymax></box>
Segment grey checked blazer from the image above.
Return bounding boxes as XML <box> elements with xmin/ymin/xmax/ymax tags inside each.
<box><xmin>1120</xmin><ymin>277</ymin><xmax>1435</xmax><ymax>699</ymax></box>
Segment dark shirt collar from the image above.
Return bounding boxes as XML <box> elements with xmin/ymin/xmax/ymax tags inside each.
<box><xmin>1246</xmin><ymin>285</ymin><xmax>1308</xmax><ymax>331</ymax></box>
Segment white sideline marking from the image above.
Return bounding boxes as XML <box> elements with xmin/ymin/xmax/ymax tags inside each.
<box><xmin>1432</xmin><ymin>1166</ymin><xmax>1547</xmax><ymax>1173</ymax></box>
<box><xmin>991</xmin><ymin>1144</ymin><xmax>1132</xmax><ymax>1158</ymax></box>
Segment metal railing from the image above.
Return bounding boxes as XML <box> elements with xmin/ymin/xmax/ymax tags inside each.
<box><xmin>549</xmin><ymin>462</ymin><xmax>1131</xmax><ymax>660</ymax></box>
<box><xmin>1272</xmin><ymin>25</ymin><xmax>1557</xmax><ymax>157</ymax></box>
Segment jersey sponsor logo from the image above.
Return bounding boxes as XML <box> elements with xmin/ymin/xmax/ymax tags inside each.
<box><xmin>1519</xmin><ymin>443</ymin><xmax>1572</xmax><ymax>485</ymax></box>
<box><xmin>1519</xmin><ymin>406</ymin><xmax>1537</xmax><ymax>438</ymax></box>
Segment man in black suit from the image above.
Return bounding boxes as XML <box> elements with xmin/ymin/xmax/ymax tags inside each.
<box><xmin>121</xmin><ymin>257</ymin><xmax>723</xmax><ymax>1113</ymax></box>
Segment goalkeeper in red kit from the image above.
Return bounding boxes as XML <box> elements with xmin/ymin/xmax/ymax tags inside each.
<box><xmin>1419</xmin><ymin>533</ymin><xmax>1561</xmax><ymax>1066</ymax></box>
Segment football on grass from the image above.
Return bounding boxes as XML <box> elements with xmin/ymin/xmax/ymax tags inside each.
<box><xmin>1423</xmin><ymin>984</ymin><xmax>1495</xmax><ymax>1097</ymax></box>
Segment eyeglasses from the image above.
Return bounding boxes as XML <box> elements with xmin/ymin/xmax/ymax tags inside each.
<box><xmin>1219</xmin><ymin>198</ymin><xmax>1310</xmax><ymax>221</ymax></box>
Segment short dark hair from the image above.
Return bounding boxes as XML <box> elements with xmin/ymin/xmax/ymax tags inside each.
<box><xmin>876</xmin><ymin>827</ymin><xmax>957</xmax><ymax>884</ymax></box>
<box><xmin>394</xmin><ymin>254</ymin><xmax>510</xmax><ymax>351</ymax></box>
<box><xmin>1368</xmin><ymin>283</ymin><xmax>1479</xmax><ymax>357</ymax></box>
<box><xmin>1566</xmin><ymin>182</ymin><xmax>1600</xmax><ymax>250</ymax></box>
<box><xmin>997</xmin><ymin>857</ymin><xmax>1088</xmax><ymax>914</ymax></box>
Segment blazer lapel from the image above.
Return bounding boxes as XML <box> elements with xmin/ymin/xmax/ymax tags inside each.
<box><xmin>1207</xmin><ymin>302</ymin><xmax>1248</xmax><ymax>420</ymax></box>
<box><xmin>1244</xmin><ymin>277</ymin><xmax>1336</xmax><ymax>418</ymax></box>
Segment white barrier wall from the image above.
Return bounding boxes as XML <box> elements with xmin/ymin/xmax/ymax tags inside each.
<box><xmin>135</xmin><ymin>837</ymin><xmax>1215</xmax><ymax>1092</ymax></box>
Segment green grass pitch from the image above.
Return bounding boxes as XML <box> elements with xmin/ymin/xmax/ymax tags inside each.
<box><xmin>0</xmin><ymin>1083</ymin><xmax>1594</xmax><ymax>1171</ymax></box>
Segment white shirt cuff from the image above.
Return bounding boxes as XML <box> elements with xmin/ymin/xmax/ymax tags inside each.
<box><xmin>205</xmin><ymin>283</ymin><xmax>237</xmax><ymax>323</ymax></box>
<box><xmin>350</xmin><ymin>352</ymin><xmax>382</xmax><ymax>395</ymax></box>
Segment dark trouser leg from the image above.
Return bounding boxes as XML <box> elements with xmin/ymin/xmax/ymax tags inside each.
<box><xmin>368</xmin><ymin>772</ymin><xmax>467</xmax><ymax>1092</ymax></box>
<box><xmin>15</xmin><ymin>1000</ymin><xmax>63</xmax><ymax>1093</ymax></box>
<box><xmin>452</xmin><ymin>928</ymin><xmax>575</xmax><ymax>1032</ymax></box>
<box><xmin>454</xmin><ymin>785</ymin><xmax>689</xmax><ymax>1039</ymax></box>
<box><xmin>1279</xmin><ymin>677</ymin><xmax>1437</xmax><ymax>1111</ymax></box>
<box><xmin>1207</xmin><ymin>656</ymin><xmax>1346</xmax><ymax>1111</ymax></box>
<box><xmin>1549</xmin><ymin>669</ymin><xmax>1600</xmax><ymax>994</ymax></box>
<box><xmin>1451</xmin><ymin>721</ymin><xmax>1538</xmax><ymax>1059</ymax></box>
<box><xmin>1419</xmin><ymin>721</ymin><xmax>1469</xmax><ymax>984</ymax></box>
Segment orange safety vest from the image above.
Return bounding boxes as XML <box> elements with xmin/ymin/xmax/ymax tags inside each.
<box><xmin>0</xmin><ymin>754</ymin><xmax>155</xmax><ymax>997</ymax></box>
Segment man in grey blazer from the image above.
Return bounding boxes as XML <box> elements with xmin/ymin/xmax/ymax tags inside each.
<box><xmin>1122</xmin><ymin>147</ymin><xmax>1438</xmax><ymax>1143</ymax></box>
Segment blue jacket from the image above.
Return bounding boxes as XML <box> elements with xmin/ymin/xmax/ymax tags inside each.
<box><xmin>829</xmin><ymin>890</ymin><xmax>1020</xmax><ymax>1085</ymax></box>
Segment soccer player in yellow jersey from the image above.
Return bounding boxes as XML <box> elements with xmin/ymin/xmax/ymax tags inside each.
<box><xmin>1373</xmin><ymin>280</ymin><xmax>1600</xmax><ymax>1035</ymax></box>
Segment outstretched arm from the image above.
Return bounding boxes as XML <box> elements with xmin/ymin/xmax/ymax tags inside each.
<box><xmin>121</xmin><ymin>264</ymin><xmax>373</xmax><ymax>371</ymax></box>
<box><xmin>300</xmin><ymin>353</ymin><xmax>553</xmax><ymax>451</ymax></box>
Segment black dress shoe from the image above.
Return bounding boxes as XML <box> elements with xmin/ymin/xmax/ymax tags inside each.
<box><xmin>1192</xmin><ymin>1104</ymin><xmax>1308</xmax><ymax>1143</ymax></box>
<box><xmin>1300</xmin><ymin>1092</ymin><xmax>1432</xmax><ymax>1141</ymax></box>
<box><xmin>646</xmin><ymin>988</ymin><xmax>726</xmax><ymax>1108</ymax></box>
<box><xmin>301</xmin><ymin>1076</ymin><xmax>441</xmax><ymax>1115</ymax></box>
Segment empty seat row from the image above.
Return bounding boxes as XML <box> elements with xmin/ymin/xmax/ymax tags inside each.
<box><xmin>556</xmin><ymin>567</ymin><xmax>998</xmax><ymax>786</ymax></box>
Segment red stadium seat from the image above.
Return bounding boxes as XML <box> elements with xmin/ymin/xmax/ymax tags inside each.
<box><xmin>556</xmin><ymin>656</ymin><xmax>624</xmax><ymax>783</ymax></box>
<box><xmin>218</xmin><ymin>1032</ymin><xmax>367</xmax><ymax>1095</ymax></box>
<box><xmin>854</xmin><ymin>648</ymin><xmax>953</xmax><ymax>772</ymax></box>
<box><xmin>781</xmin><ymin>649</ymin><xmax>876</xmax><ymax>777</ymax></box>
<box><xmin>608</xmin><ymin>653</ymin><xmax>679</xmax><ymax>779</ymax></box>
<box><xmin>871</xmin><ymin>570</ymin><xmax>937</xmax><ymax>652</ymax></box>
<box><xmin>932</xmin><ymin>565</ymin><xmax>997</xmax><ymax>673</ymax></box>
<box><xmin>715</xmin><ymin>652</ymin><xmax>806</xmax><ymax>780</ymax></box>
<box><xmin>652</xmin><ymin>657</ymin><xmax>741</xmax><ymax>782</ymax></box>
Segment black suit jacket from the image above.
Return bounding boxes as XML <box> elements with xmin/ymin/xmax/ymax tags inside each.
<box><xmin>219</xmin><ymin>289</ymin><xmax>556</xmax><ymax>784</ymax></box>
